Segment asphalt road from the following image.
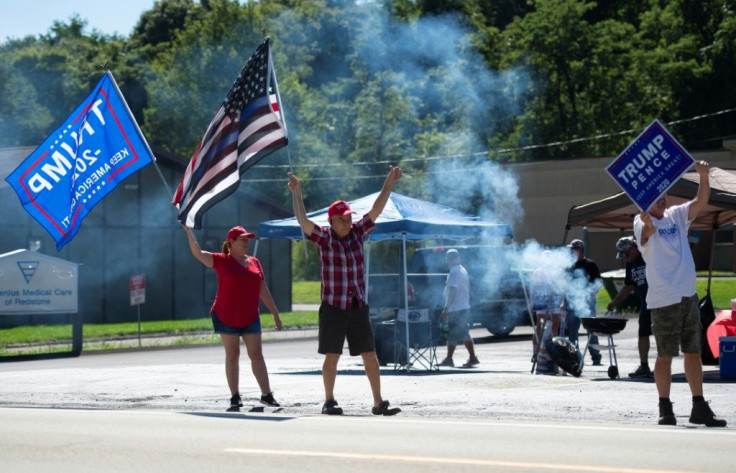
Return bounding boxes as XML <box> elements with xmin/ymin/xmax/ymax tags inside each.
<box><xmin>2</xmin><ymin>407</ymin><xmax>735</xmax><ymax>473</ymax></box>
<box><xmin>1</xmin><ymin>320</ymin><xmax>735</xmax><ymax>472</ymax></box>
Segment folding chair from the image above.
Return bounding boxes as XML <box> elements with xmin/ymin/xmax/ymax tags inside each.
<box><xmin>393</xmin><ymin>309</ymin><xmax>439</xmax><ymax>371</ymax></box>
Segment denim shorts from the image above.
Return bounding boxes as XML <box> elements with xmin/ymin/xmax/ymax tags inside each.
<box><xmin>211</xmin><ymin>312</ymin><xmax>262</xmax><ymax>335</ymax></box>
<box><xmin>651</xmin><ymin>295</ymin><xmax>701</xmax><ymax>357</ymax></box>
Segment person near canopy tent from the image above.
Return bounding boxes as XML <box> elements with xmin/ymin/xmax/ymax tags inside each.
<box><xmin>287</xmin><ymin>166</ymin><xmax>403</xmax><ymax>416</ymax></box>
<box><xmin>183</xmin><ymin>225</ymin><xmax>282</xmax><ymax>411</ymax></box>
<box><xmin>634</xmin><ymin>161</ymin><xmax>726</xmax><ymax>427</ymax></box>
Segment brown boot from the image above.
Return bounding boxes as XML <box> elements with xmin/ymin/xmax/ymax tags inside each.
<box><xmin>658</xmin><ymin>400</ymin><xmax>676</xmax><ymax>425</ymax></box>
<box><xmin>689</xmin><ymin>400</ymin><xmax>727</xmax><ymax>427</ymax></box>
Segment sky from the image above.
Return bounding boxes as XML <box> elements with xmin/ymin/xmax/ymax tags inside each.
<box><xmin>0</xmin><ymin>0</ymin><xmax>158</xmax><ymax>42</ymax></box>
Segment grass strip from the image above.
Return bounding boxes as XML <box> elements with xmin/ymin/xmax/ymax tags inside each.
<box><xmin>0</xmin><ymin>311</ymin><xmax>317</xmax><ymax>346</ymax></box>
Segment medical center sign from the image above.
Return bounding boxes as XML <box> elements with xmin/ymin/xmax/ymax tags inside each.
<box><xmin>0</xmin><ymin>249</ymin><xmax>79</xmax><ymax>315</ymax></box>
<box><xmin>606</xmin><ymin>119</ymin><xmax>695</xmax><ymax>211</ymax></box>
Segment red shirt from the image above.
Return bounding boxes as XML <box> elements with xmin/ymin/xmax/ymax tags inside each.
<box><xmin>211</xmin><ymin>253</ymin><xmax>263</xmax><ymax>327</ymax></box>
<box><xmin>309</xmin><ymin>214</ymin><xmax>375</xmax><ymax>310</ymax></box>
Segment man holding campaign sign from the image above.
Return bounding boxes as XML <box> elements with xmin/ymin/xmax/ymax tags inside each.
<box><xmin>608</xmin><ymin>120</ymin><xmax>726</xmax><ymax>427</ymax></box>
<box><xmin>634</xmin><ymin>161</ymin><xmax>726</xmax><ymax>427</ymax></box>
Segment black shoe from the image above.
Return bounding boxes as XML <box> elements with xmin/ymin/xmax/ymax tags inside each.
<box><xmin>658</xmin><ymin>400</ymin><xmax>676</xmax><ymax>426</ymax></box>
<box><xmin>372</xmin><ymin>400</ymin><xmax>401</xmax><ymax>416</ymax></box>
<box><xmin>230</xmin><ymin>394</ymin><xmax>243</xmax><ymax>409</ymax></box>
<box><xmin>321</xmin><ymin>399</ymin><xmax>343</xmax><ymax>415</ymax></box>
<box><xmin>629</xmin><ymin>365</ymin><xmax>653</xmax><ymax>378</ymax></box>
<box><xmin>689</xmin><ymin>400</ymin><xmax>727</xmax><ymax>427</ymax></box>
<box><xmin>591</xmin><ymin>357</ymin><xmax>602</xmax><ymax>366</ymax></box>
<box><xmin>260</xmin><ymin>392</ymin><xmax>280</xmax><ymax>407</ymax></box>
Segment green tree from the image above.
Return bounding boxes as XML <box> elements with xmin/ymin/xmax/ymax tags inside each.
<box><xmin>130</xmin><ymin>0</ymin><xmax>201</xmax><ymax>52</ymax></box>
<box><xmin>142</xmin><ymin>0</ymin><xmax>269</xmax><ymax>157</ymax></box>
<box><xmin>0</xmin><ymin>17</ymin><xmax>130</xmax><ymax>147</ymax></box>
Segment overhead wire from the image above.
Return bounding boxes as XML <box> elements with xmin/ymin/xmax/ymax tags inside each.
<box><xmin>242</xmin><ymin>107</ymin><xmax>736</xmax><ymax>182</ymax></box>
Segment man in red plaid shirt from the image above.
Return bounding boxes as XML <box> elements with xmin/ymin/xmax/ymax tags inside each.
<box><xmin>288</xmin><ymin>166</ymin><xmax>402</xmax><ymax>416</ymax></box>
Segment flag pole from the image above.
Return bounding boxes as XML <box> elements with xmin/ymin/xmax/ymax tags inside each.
<box><xmin>264</xmin><ymin>32</ymin><xmax>308</xmax><ymax>258</ymax></box>
<box><xmin>287</xmin><ymin>149</ymin><xmax>309</xmax><ymax>258</ymax></box>
<box><xmin>104</xmin><ymin>69</ymin><xmax>174</xmax><ymax>199</ymax></box>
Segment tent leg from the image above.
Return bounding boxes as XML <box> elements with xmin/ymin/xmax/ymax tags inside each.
<box><xmin>561</xmin><ymin>225</ymin><xmax>571</xmax><ymax>246</ymax></box>
<box><xmin>402</xmin><ymin>234</ymin><xmax>410</xmax><ymax>371</ymax></box>
<box><xmin>366</xmin><ymin>241</ymin><xmax>371</xmax><ymax>304</ymax></box>
<box><xmin>708</xmin><ymin>216</ymin><xmax>718</xmax><ymax>294</ymax></box>
<box><xmin>515</xmin><ymin>245</ymin><xmax>538</xmax><ymax>373</ymax></box>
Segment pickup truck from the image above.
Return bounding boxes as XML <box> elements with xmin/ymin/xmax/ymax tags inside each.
<box><xmin>405</xmin><ymin>245</ymin><xmax>532</xmax><ymax>336</ymax></box>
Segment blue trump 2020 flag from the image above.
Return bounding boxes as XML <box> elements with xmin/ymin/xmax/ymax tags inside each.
<box><xmin>5</xmin><ymin>72</ymin><xmax>154</xmax><ymax>250</ymax></box>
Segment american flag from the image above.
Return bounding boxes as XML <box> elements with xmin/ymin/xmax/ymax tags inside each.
<box><xmin>173</xmin><ymin>37</ymin><xmax>288</xmax><ymax>228</ymax></box>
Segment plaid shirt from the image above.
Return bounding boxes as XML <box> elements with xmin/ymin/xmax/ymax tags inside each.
<box><xmin>309</xmin><ymin>214</ymin><xmax>375</xmax><ymax>310</ymax></box>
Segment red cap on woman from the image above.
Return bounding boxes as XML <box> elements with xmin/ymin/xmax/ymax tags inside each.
<box><xmin>227</xmin><ymin>226</ymin><xmax>256</xmax><ymax>241</ymax></box>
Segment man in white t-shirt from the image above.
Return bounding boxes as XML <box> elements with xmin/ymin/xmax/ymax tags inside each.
<box><xmin>634</xmin><ymin>160</ymin><xmax>726</xmax><ymax>427</ymax></box>
<box><xmin>438</xmin><ymin>249</ymin><xmax>479</xmax><ymax>368</ymax></box>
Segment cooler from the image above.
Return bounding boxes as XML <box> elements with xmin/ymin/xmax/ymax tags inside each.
<box><xmin>719</xmin><ymin>336</ymin><xmax>736</xmax><ymax>379</ymax></box>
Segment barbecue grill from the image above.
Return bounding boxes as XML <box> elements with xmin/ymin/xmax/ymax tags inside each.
<box><xmin>580</xmin><ymin>316</ymin><xmax>628</xmax><ymax>379</ymax></box>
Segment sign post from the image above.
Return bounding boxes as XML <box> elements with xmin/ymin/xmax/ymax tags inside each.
<box><xmin>129</xmin><ymin>274</ymin><xmax>145</xmax><ymax>347</ymax></box>
<box><xmin>606</xmin><ymin>119</ymin><xmax>695</xmax><ymax>211</ymax></box>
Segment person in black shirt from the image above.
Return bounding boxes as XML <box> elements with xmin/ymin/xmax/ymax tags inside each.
<box><xmin>567</xmin><ymin>239</ymin><xmax>602</xmax><ymax>365</ymax></box>
<box><xmin>607</xmin><ymin>237</ymin><xmax>653</xmax><ymax>378</ymax></box>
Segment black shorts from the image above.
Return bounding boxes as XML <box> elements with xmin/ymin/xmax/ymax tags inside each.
<box><xmin>638</xmin><ymin>308</ymin><xmax>652</xmax><ymax>338</ymax></box>
<box><xmin>318</xmin><ymin>301</ymin><xmax>375</xmax><ymax>356</ymax></box>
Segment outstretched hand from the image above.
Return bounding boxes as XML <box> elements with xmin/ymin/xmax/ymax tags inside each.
<box><xmin>287</xmin><ymin>172</ymin><xmax>300</xmax><ymax>194</ymax></box>
<box><xmin>694</xmin><ymin>160</ymin><xmax>710</xmax><ymax>176</ymax></box>
<box><xmin>387</xmin><ymin>166</ymin><xmax>403</xmax><ymax>183</ymax></box>
<box><xmin>638</xmin><ymin>212</ymin><xmax>653</xmax><ymax>226</ymax></box>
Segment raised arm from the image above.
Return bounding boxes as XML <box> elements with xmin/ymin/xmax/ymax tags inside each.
<box><xmin>183</xmin><ymin>225</ymin><xmax>214</xmax><ymax>268</ymax></box>
<box><xmin>287</xmin><ymin>172</ymin><xmax>316</xmax><ymax>236</ymax></box>
<box><xmin>688</xmin><ymin>161</ymin><xmax>710</xmax><ymax>221</ymax></box>
<box><xmin>367</xmin><ymin>166</ymin><xmax>403</xmax><ymax>223</ymax></box>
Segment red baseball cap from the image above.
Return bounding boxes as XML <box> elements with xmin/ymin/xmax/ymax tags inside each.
<box><xmin>328</xmin><ymin>200</ymin><xmax>355</xmax><ymax>219</ymax></box>
<box><xmin>227</xmin><ymin>226</ymin><xmax>256</xmax><ymax>241</ymax></box>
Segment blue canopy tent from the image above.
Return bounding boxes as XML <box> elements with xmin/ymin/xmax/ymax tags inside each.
<box><xmin>257</xmin><ymin>191</ymin><xmax>513</xmax><ymax>241</ymax></box>
<box><xmin>256</xmin><ymin>192</ymin><xmax>513</xmax><ymax>371</ymax></box>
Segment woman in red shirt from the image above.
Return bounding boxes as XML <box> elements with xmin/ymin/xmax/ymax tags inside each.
<box><xmin>184</xmin><ymin>225</ymin><xmax>282</xmax><ymax>411</ymax></box>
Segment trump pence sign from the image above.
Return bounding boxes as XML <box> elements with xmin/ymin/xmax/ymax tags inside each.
<box><xmin>606</xmin><ymin>119</ymin><xmax>695</xmax><ymax>211</ymax></box>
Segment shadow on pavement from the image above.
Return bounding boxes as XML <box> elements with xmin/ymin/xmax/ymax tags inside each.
<box><xmin>673</xmin><ymin>369</ymin><xmax>736</xmax><ymax>384</ymax></box>
<box><xmin>183</xmin><ymin>411</ymin><xmax>295</xmax><ymax>421</ymax></box>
